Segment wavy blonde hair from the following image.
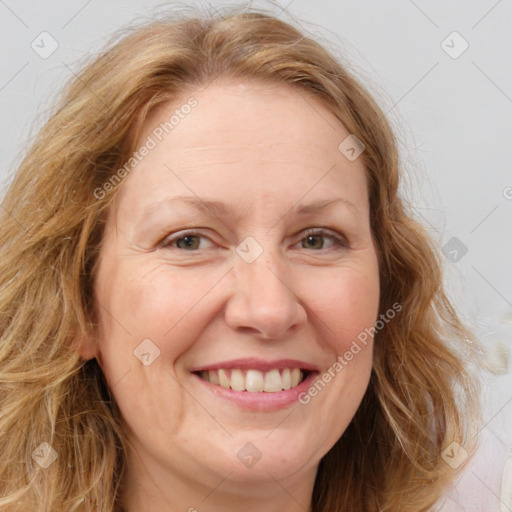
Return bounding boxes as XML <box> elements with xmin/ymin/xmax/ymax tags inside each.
<box><xmin>0</xmin><ymin>6</ymin><xmax>480</xmax><ymax>511</ymax></box>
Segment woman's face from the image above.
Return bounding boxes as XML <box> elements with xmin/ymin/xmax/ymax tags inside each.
<box><xmin>85</xmin><ymin>79</ymin><xmax>380</xmax><ymax>500</ymax></box>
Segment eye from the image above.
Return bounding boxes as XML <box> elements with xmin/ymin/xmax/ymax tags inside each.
<box><xmin>160</xmin><ymin>231</ymin><xmax>215</xmax><ymax>251</ymax></box>
<box><xmin>297</xmin><ymin>228</ymin><xmax>347</xmax><ymax>250</ymax></box>
<box><xmin>159</xmin><ymin>228</ymin><xmax>348</xmax><ymax>252</ymax></box>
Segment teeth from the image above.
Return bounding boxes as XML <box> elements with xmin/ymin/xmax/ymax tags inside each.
<box><xmin>230</xmin><ymin>369</ymin><xmax>245</xmax><ymax>391</ymax></box>
<box><xmin>264</xmin><ymin>369</ymin><xmax>283</xmax><ymax>393</ymax></box>
<box><xmin>198</xmin><ymin>368</ymin><xmax>306</xmax><ymax>392</ymax></box>
<box><xmin>246</xmin><ymin>369</ymin><xmax>264</xmax><ymax>392</ymax></box>
<box><xmin>208</xmin><ymin>370</ymin><xmax>220</xmax><ymax>386</ymax></box>
<box><xmin>282</xmin><ymin>368</ymin><xmax>291</xmax><ymax>390</ymax></box>
<box><xmin>291</xmin><ymin>368</ymin><xmax>301</xmax><ymax>387</ymax></box>
<box><xmin>218</xmin><ymin>369</ymin><xmax>230</xmax><ymax>389</ymax></box>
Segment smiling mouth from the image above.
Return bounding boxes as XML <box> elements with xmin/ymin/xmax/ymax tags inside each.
<box><xmin>194</xmin><ymin>368</ymin><xmax>311</xmax><ymax>393</ymax></box>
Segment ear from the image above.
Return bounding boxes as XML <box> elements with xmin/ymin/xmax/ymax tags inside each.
<box><xmin>74</xmin><ymin>330</ymin><xmax>99</xmax><ymax>362</ymax></box>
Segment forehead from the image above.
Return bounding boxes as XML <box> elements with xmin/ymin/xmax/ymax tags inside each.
<box><xmin>111</xmin><ymin>79</ymin><xmax>369</xmax><ymax>220</ymax></box>
<box><xmin>152</xmin><ymin>79</ymin><xmax>349</xmax><ymax>152</ymax></box>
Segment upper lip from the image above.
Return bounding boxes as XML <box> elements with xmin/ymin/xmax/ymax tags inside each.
<box><xmin>190</xmin><ymin>358</ymin><xmax>319</xmax><ymax>373</ymax></box>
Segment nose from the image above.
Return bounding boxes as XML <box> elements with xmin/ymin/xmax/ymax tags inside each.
<box><xmin>224</xmin><ymin>249</ymin><xmax>307</xmax><ymax>340</ymax></box>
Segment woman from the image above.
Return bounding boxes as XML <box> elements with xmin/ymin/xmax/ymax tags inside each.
<box><xmin>0</xmin><ymin>7</ymin><xmax>480</xmax><ymax>512</ymax></box>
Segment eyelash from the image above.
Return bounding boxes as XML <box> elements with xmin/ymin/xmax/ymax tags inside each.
<box><xmin>159</xmin><ymin>228</ymin><xmax>348</xmax><ymax>252</ymax></box>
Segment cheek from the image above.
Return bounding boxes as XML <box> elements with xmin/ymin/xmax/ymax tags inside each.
<box><xmin>300</xmin><ymin>264</ymin><xmax>380</xmax><ymax>353</ymax></box>
<box><xmin>93</xmin><ymin>265</ymin><xmax>222</xmax><ymax>436</ymax></box>
<box><xmin>97</xmin><ymin>263</ymin><xmax>228</xmax><ymax>364</ymax></box>
<box><xmin>293</xmin><ymin>265</ymin><xmax>379</xmax><ymax>458</ymax></box>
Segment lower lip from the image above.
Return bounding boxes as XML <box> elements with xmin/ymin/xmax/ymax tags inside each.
<box><xmin>193</xmin><ymin>371</ymin><xmax>319</xmax><ymax>411</ymax></box>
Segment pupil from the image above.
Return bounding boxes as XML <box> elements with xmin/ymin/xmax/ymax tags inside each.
<box><xmin>306</xmin><ymin>235</ymin><xmax>322</xmax><ymax>249</ymax></box>
<box><xmin>179</xmin><ymin>236</ymin><xmax>198</xmax><ymax>249</ymax></box>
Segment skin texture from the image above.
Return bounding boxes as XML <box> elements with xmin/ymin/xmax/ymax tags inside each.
<box><xmin>80</xmin><ymin>79</ymin><xmax>381</xmax><ymax>512</ymax></box>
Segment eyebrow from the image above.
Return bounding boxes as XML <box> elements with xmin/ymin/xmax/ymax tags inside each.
<box><xmin>135</xmin><ymin>195</ymin><xmax>361</xmax><ymax>235</ymax></box>
<box><xmin>152</xmin><ymin>196</ymin><xmax>360</xmax><ymax>217</ymax></box>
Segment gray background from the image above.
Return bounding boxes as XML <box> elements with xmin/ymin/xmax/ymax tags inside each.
<box><xmin>1</xmin><ymin>1</ymin><xmax>511</xmax><ymax>510</ymax></box>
